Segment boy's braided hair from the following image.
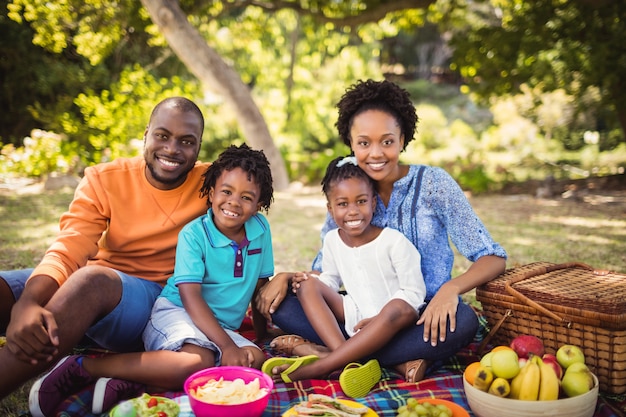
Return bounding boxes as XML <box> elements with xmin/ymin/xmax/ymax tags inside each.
<box><xmin>201</xmin><ymin>143</ymin><xmax>273</xmax><ymax>212</ymax></box>
<box><xmin>321</xmin><ymin>156</ymin><xmax>376</xmax><ymax>198</ymax></box>
<box><xmin>335</xmin><ymin>79</ymin><xmax>418</xmax><ymax>151</ymax></box>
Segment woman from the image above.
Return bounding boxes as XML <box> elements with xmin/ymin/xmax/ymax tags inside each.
<box><xmin>256</xmin><ymin>79</ymin><xmax>507</xmax><ymax>382</ymax></box>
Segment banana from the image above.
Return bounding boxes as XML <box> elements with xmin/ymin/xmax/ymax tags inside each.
<box><xmin>517</xmin><ymin>356</ymin><xmax>541</xmax><ymax>401</ymax></box>
<box><xmin>509</xmin><ymin>360</ymin><xmax>531</xmax><ymax>399</ymax></box>
<box><xmin>488</xmin><ymin>377</ymin><xmax>511</xmax><ymax>397</ymax></box>
<box><xmin>537</xmin><ymin>356</ymin><xmax>560</xmax><ymax>401</ymax></box>
<box><xmin>473</xmin><ymin>365</ymin><xmax>494</xmax><ymax>391</ymax></box>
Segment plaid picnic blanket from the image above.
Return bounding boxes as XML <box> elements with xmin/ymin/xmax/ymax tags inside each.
<box><xmin>49</xmin><ymin>311</ymin><xmax>625</xmax><ymax>417</ymax></box>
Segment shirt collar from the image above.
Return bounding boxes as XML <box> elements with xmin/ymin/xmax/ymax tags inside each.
<box><xmin>202</xmin><ymin>208</ymin><xmax>265</xmax><ymax>247</ymax></box>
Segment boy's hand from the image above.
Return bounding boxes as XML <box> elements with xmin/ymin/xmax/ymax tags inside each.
<box><xmin>220</xmin><ymin>346</ymin><xmax>255</xmax><ymax>368</ymax></box>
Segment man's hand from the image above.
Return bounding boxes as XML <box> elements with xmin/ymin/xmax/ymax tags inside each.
<box><xmin>6</xmin><ymin>300</ymin><xmax>59</xmax><ymax>365</ymax></box>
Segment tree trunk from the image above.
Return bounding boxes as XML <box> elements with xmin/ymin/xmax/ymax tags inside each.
<box><xmin>140</xmin><ymin>0</ymin><xmax>290</xmax><ymax>191</ymax></box>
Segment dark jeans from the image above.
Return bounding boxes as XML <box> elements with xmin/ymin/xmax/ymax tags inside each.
<box><xmin>271</xmin><ymin>292</ymin><xmax>479</xmax><ymax>367</ymax></box>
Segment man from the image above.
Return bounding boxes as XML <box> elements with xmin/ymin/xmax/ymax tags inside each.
<box><xmin>0</xmin><ymin>97</ymin><xmax>209</xmax><ymax>405</ymax></box>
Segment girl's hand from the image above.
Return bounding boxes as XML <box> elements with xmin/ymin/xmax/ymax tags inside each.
<box><xmin>416</xmin><ymin>282</ymin><xmax>459</xmax><ymax>346</ymax></box>
<box><xmin>352</xmin><ymin>317</ymin><xmax>374</xmax><ymax>333</ymax></box>
<box><xmin>290</xmin><ymin>271</ymin><xmax>315</xmax><ymax>292</ymax></box>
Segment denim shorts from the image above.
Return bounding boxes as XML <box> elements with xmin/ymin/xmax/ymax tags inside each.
<box><xmin>143</xmin><ymin>297</ymin><xmax>259</xmax><ymax>366</ymax></box>
<box><xmin>0</xmin><ymin>268</ymin><xmax>34</xmax><ymax>300</ymax></box>
<box><xmin>0</xmin><ymin>268</ymin><xmax>162</xmax><ymax>352</ymax></box>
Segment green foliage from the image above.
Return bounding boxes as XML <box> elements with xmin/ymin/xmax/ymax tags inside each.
<box><xmin>4</xmin><ymin>0</ymin><xmax>626</xmax><ymax>191</ymax></box>
<box><xmin>0</xmin><ymin>130</ymin><xmax>84</xmax><ymax>178</ymax></box>
<box><xmin>445</xmin><ymin>0</ymin><xmax>626</xmax><ymax>143</ymax></box>
<box><xmin>71</xmin><ymin>66</ymin><xmax>204</xmax><ymax>161</ymax></box>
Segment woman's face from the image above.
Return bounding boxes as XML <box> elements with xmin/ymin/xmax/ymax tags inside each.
<box><xmin>349</xmin><ymin>109</ymin><xmax>404</xmax><ymax>183</ymax></box>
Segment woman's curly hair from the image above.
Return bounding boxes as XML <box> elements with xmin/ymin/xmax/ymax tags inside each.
<box><xmin>335</xmin><ymin>79</ymin><xmax>418</xmax><ymax>151</ymax></box>
<box><xmin>200</xmin><ymin>143</ymin><xmax>273</xmax><ymax>212</ymax></box>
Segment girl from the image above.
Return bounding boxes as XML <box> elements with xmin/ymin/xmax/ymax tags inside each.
<box><xmin>262</xmin><ymin>156</ymin><xmax>427</xmax><ymax>397</ymax></box>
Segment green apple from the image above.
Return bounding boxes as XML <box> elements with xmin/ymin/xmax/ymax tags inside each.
<box><xmin>480</xmin><ymin>351</ymin><xmax>494</xmax><ymax>368</ymax></box>
<box><xmin>556</xmin><ymin>344</ymin><xmax>585</xmax><ymax>369</ymax></box>
<box><xmin>561</xmin><ymin>366</ymin><xmax>594</xmax><ymax>397</ymax></box>
<box><xmin>490</xmin><ymin>349</ymin><xmax>520</xmax><ymax>379</ymax></box>
<box><xmin>566</xmin><ymin>362</ymin><xmax>589</xmax><ymax>374</ymax></box>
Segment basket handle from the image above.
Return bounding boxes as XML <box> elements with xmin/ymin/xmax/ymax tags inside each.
<box><xmin>504</xmin><ymin>262</ymin><xmax>594</xmax><ymax>325</ymax></box>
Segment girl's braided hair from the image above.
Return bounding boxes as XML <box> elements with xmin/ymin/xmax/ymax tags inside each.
<box><xmin>335</xmin><ymin>79</ymin><xmax>418</xmax><ymax>151</ymax></box>
<box><xmin>321</xmin><ymin>156</ymin><xmax>376</xmax><ymax>198</ymax></box>
<box><xmin>200</xmin><ymin>143</ymin><xmax>273</xmax><ymax>212</ymax></box>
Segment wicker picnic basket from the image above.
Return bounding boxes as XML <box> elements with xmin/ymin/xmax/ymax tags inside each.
<box><xmin>476</xmin><ymin>261</ymin><xmax>626</xmax><ymax>395</ymax></box>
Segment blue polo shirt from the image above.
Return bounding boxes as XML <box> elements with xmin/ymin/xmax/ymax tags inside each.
<box><xmin>159</xmin><ymin>209</ymin><xmax>274</xmax><ymax>330</ymax></box>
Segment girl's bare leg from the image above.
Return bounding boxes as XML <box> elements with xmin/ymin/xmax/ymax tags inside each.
<box><xmin>280</xmin><ymin>299</ymin><xmax>419</xmax><ymax>381</ymax></box>
<box><xmin>296</xmin><ymin>278</ymin><xmax>347</xmax><ymax>351</ymax></box>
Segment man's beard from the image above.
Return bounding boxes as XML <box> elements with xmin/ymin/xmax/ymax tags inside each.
<box><xmin>146</xmin><ymin>161</ymin><xmax>187</xmax><ymax>186</ymax></box>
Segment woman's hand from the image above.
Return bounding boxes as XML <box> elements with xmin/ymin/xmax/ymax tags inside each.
<box><xmin>416</xmin><ymin>282</ymin><xmax>459</xmax><ymax>346</ymax></box>
<box><xmin>418</xmin><ymin>255</ymin><xmax>506</xmax><ymax>345</ymax></box>
<box><xmin>255</xmin><ymin>272</ymin><xmax>292</xmax><ymax>321</ymax></box>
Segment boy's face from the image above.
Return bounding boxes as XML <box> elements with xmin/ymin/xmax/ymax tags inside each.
<box><xmin>326</xmin><ymin>177</ymin><xmax>376</xmax><ymax>246</ymax></box>
<box><xmin>208</xmin><ymin>167</ymin><xmax>262</xmax><ymax>240</ymax></box>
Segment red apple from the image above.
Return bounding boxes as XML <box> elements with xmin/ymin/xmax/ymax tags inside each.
<box><xmin>509</xmin><ymin>334</ymin><xmax>545</xmax><ymax>359</ymax></box>
<box><xmin>518</xmin><ymin>357</ymin><xmax>528</xmax><ymax>368</ymax></box>
<box><xmin>542</xmin><ymin>353</ymin><xmax>564</xmax><ymax>379</ymax></box>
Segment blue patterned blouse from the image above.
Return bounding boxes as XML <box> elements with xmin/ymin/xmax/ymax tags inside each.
<box><xmin>312</xmin><ymin>164</ymin><xmax>507</xmax><ymax>300</ymax></box>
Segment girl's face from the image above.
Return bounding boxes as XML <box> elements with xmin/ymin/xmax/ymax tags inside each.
<box><xmin>326</xmin><ymin>177</ymin><xmax>377</xmax><ymax>246</ymax></box>
<box><xmin>208</xmin><ymin>167</ymin><xmax>261</xmax><ymax>241</ymax></box>
<box><xmin>349</xmin><ymin>109</ymin><xmax>405</xmax><ymax>183</ymax></box>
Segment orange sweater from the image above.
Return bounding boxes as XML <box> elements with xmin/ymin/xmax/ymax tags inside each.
<box><xmin>31</xmin><ymin>157</ymin><xmax>210</xmax><ymax>286</ymax></box>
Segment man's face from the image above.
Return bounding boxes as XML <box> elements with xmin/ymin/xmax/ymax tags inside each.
<box><xmin>143</xmin><ymin>105</ymin><xmax>202</xmax><ymax>190</ymax></box>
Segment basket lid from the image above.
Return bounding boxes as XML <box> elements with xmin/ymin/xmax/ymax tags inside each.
<box><xmin>479</xmin><ymin>261</ymin><xmax>626</xmax><ymax>325</ymax></box>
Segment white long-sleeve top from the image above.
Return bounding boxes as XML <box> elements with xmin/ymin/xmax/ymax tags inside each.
<box><xmin>318</xmin><ymin>227</ymin><xmax>427</xmax><ymax>336</ymax></box>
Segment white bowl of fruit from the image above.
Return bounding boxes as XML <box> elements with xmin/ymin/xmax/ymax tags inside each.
<box><xmin>463</xmin><ymin>335</ymin><xmax>599</xmax><ymax>417</ymax></box>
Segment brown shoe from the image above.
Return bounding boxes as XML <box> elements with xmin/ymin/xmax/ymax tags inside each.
<box><xmin>270</xmin><ymin>334</ymin><xmax>313</xmax><ymax>356</ymax></box>
<box><xmin>403</xmin><ymin>359</ymin><xmax>429</xmax><ymax>383</ymax></box>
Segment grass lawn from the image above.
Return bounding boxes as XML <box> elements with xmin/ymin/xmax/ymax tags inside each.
<box><xmin>1</xmin><ymin>181</ymin><xmax>625</xmax><ymax>416</ymax></box>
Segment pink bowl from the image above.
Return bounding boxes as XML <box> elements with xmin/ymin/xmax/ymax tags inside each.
<box><xmin>184</xmin><ymin>366</ymin><xmax>273</xmax><ymax>417</ymax></box>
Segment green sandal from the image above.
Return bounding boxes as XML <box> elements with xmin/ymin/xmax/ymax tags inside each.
<box><xmin>339</xmin><ymin>359</ymin><xmax>382</xmax><ymax>398</ymax></box>
<box><xmin>261</xmin><ymin>354</ymin><xmax>319</xmax><ymax>383</ymax></box>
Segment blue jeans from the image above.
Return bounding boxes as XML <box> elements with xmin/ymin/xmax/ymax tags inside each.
<box><xmin>0</xmin><ymin>268</ymin><xmax>162</xmax><ymax>352</ymax></box>
<box><xmin>270</xmin><ymin>292</ymin><xmax>478</xmax><ymax>367</ymax></box>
